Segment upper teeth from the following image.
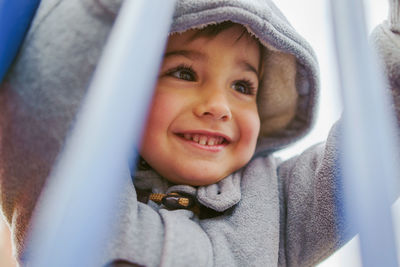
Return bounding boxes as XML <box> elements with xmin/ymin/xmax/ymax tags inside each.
<box><xmin>183</xmin><ymin>134</ymin><xmax>225</xmax><ymax>145</ymax></box>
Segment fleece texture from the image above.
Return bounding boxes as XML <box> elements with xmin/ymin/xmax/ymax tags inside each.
<box><xmin>0</xmin><ymin>0</ymin><xmax>398</xmax><ymax>266</ymax></box>
<box><xmin>0</xmin><ymin>0</ymin><xmax>116</xmax><ymax>258</ymax></box>
<box><xmin>97</xmin><ymin>122</ymin><xmax>345</xmax><ymax>267</ymax></box>
<box><xmin>370</xmin><ymin>8</ymin><xmax>400</xmax><ymax>123</ymax></box>
<box><xmin>0</xmin><ymin>0</ymin><xmax>319</xmax><ymax>261</ymax></box>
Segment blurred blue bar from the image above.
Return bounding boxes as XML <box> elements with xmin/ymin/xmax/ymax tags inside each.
<box><xmin>0</xmin><ymin>0</ymin><xmax>41</xmax><ymax>83</ymax></box>
<box><xmin>331</xmin><ymin>0</ymin><xmax>399</xmax><ymax>266</ymax></box>
<box><xmin>27</xmin><ymin>0</ymin><xmax>176</xmax><ymax>266</ymax></box>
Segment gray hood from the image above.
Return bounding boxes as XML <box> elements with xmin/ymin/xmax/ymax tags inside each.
<box><xmin>95</xmin><ymin>0</ymin><xmax>320</xmax><ymax>153</ymax></box>
<box><xmin>170</xmin><ymin>0</ymin><xmax>319</xmax><ymax>155</ymax></box>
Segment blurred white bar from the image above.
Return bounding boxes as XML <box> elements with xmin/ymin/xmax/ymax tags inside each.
<box><xmin>330</xmin><ymin>0</ymin><xmax>399</xmax><ymax>266</ymax></box>
<box><xmin>27</xmin><ymin>0</ymin><xmax>176</xmax><ymax>266</ymax></box>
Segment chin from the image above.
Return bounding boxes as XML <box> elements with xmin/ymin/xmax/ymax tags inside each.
<box><xmin>169</xmin><ymin>171</ymin><xmax>226</xmax><ymax>186</ymax></box>
<box><xmin>168</xmin><ymin>161</ymin><xmax>247</xmax><ymax>186</ymax></box>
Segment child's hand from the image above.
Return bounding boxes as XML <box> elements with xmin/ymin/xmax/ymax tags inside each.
<box><xmin>0</xmin><ymin>219</ymin><xmax>15</xmax><ymax>267</ymax></box>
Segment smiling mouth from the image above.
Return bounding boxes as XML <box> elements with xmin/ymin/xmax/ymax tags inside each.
<box><xmin>176</xmin><ymin>133</ymin><xmax>229</xmax><ymax>146</ymax></box>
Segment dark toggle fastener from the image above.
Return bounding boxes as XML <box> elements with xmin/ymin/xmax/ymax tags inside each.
<box><xmin>161</xmin><ymin>192</ymin><xmax>194</xmax><ymax>209</ymax></box>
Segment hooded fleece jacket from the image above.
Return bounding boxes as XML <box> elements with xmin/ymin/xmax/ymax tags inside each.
<box><xmin>0</xmin><ymin>0</ymin><xmax>399</xmax><ymax>266</ymax></box>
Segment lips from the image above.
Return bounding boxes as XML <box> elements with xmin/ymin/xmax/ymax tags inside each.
<box><xmin>176</xmin><ymin>132</ymin><xmax>230</xmax><ymax>146</ymax></box>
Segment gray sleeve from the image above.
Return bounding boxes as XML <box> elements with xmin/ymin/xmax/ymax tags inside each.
<box><xmin>101</xmin><ymin>177</ymin><xmax>213</xmax><ymax>267</ymax></box>
<box><xmin>277</xmin><ymin>121</ymin><xmax>351</xmax><ymax>267</ymax></box>
<box><xmin>0</xmin><ymin>0</ymin><xmax>119</xmax><ymax>260</ymax></box>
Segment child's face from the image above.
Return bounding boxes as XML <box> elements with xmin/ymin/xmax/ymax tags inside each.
<box><xmin>140</xmin><ymin>25</ymin><xmax>261</xmax><ymax>186</ymax></box>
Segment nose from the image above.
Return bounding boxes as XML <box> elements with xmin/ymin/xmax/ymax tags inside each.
<box><xmin>193</xmin><ymin>88</ymin><xmax>232</xmax><ymax>121</ymax></box>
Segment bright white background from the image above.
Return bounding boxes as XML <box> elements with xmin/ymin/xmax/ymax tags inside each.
<box><xmin>274</xmin><ymin>0</ymin><xmax>400</xmax><ymax>266</ymax></box>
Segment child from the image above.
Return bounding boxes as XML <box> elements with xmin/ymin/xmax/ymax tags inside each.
<box><xmin>0</xmin><ymin>0</ymin><xmax>398</xmax><ymax>266</ymax></box>
<box><xmin>109</xmin><ymin>17</ymin><xmax>338</xmax><ymax>266</ymax></box>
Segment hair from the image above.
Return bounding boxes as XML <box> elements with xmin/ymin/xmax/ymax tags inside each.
<box><xmin>189</xmin><ymin>21</ymin><xmax>265</xmax><ymax>80</ymax></box>
<box><xmin>89</xmin><ymin>4</ymin><xmax>265</xmax><ymax>78</ymax></box>
<box><xmin>90</xmin><ymin>3</ymin><xmax>266</xmax><ymax>91</ymax></box>
<box><xmin>191</xmin><ymin>21</ymin><xmax>241</xmax><ymax>38</ymax></box>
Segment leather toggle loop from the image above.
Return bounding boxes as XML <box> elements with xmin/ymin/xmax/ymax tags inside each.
<box><xmin>136</xmin><ymin>188</ymin><xmax>222</xmax><ymax>218</ymax></box>
<box><xmin>160</xmin><ymin>192</ymin><xmax>194</xmax><ymax>209</ymax></box>
<box><xmin>138</xmin><ymin>191</ymin><xmax>195</xmax><ymax>209</ymax></box>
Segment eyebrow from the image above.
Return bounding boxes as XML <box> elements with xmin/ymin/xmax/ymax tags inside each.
<box><xmin>164</xmin><ymin>50</ymin><xmax>206</xmax><ymax>61</ymax></box>
<box><xmin>238</xmin><ymin>60</ymin><xmax>259</xmax><ymax>78</ymax></box>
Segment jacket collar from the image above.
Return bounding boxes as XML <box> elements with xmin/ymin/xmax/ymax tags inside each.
<box><xmin>133</xmin><ymin>169</ymin><xmax>241</xmax><ymax>212</ymax></box>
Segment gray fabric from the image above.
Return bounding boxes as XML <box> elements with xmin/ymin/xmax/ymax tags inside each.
<box><xmin>371</xmin><ymin>20</ymin><xmax>400</xmax><ymax>124</ymax></box>
<box><xmin>0</xmin><ymin>0</ymin><xmax>398</xmax><ymax>266</ymax></box>
<box><xmin>96</xmin><ymin>123</ymin><xmax>343</xmax><ymax>267</ymax></box>
<box><xmin>0</xmin><ymin>0</ymin><xmax>320</xmax><ymax>261</ymax></box>
<box><xmin>0</xmin><ymin>0</ymin><xmax>334</xmax><ymax>265</ymax></box>
<box><xmin>0</xmin><ymin>0</ymin><xmax>116</xmax><ymax>258</ymax></box>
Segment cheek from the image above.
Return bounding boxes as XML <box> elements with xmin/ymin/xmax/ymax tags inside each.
<box><xmin>230</xmin><ymin>108</ymin><xmax>259</xmax><ymax>172</ymax></box>
<box><xmin>144</xmin><ymin>91</ymin><xmax>177</xmax><ymax>130</ymax></box>
<box><xmin>141</xmin><ymin>87</ymin><xmax>188</xmax><ymax>151</ymax></box>
<box><xmin>141</xmin><ymin>92</ymin><xmax>173</xmax><ymax>148</ymax></box>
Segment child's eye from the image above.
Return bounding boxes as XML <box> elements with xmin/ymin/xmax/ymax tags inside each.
<box><xmin>166</xmin><ymin>64</ymin><xmax>197</xmax><ymax>81</ymax></box>
<box><xmin>232</xmin><ymin>79</ymin><xmax>257</xmax><ymax>96</ymax></box>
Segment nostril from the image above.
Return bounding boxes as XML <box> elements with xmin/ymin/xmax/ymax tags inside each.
<box><xmin>194</xmin><ymin>102</ymin><xmax>232</xmax><ymax>120</ymax></box>
<box><xmin>220</xmin><ymin>112</ymin><xmax>232</xmax><ymax>121</ymax></box>
<box><xmin>202</xmin><ymin>110</ymin><xmax>231</xmax><ymax>120</ymax></box>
